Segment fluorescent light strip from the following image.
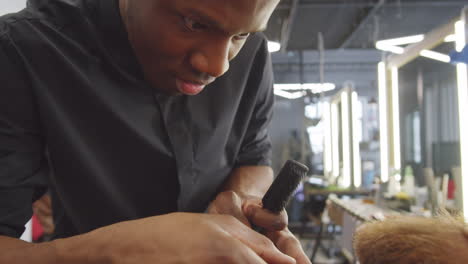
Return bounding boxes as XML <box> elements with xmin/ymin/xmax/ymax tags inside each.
<box><xmin>375</xmin><ymin>42</ymin><xmax>405</xmax><ymax>54</ymax></box>
<box><xmin>420</xmin><ymin>50</ymin><xmax>451</xmax><ymax>63</ymax></box>
<box><xmin>375</xmin><ymin>34</ymin><xmax>425</xmax><ymax>54</ymax></box>
<box><xmin>303</xmin><ymin>83</ymin><xmax>336</xmax><ymax>93</ymax></box>
<box><xmin>457</xmin><ymin>63</ymin><xmax>468</xmax><ymax>220</ymax></box>
<box><xmin>274</xmin><ymin>83</ymin><xmax>336</xmax><ymax>93</ymax></box>
<box><xmin>331</xmin><ymin>103</ymin><xmax>340</xmax><ymax>178</ymax></box>
<box><xmin>274</xmin><ymin>83</ymin><xmax>303</xmax><ymax>90</ymax></box>
<box><xmin>445</xmin><ymin>34</ymin><xmax>456</xmax><ymax>42</ymax></box>
<box><xmin>323</xmin><ymin>102</ymin><xmax>333</xmax><ymax>177</ymax></box>
<box><xmin>341</xmin><ymin>91</ymin><xmax>351</xmax><ymax>188</ymax></box>
<box><xmin>351</xmin><ymin>92</ymin><xmax>362</xmax><ymax>188</ymax></box>
<box><xmin>268</xmin><ymin>41</ymin><xmax>281</xmax><ymax>53</ymax></box>
<box><xmin>455</xmin><ymin>20</ymin><xmax>465</xmax><ymax>52</ymax></box>
<box><xmin>377</xmin><ymin>34</ymin><xmax>425</xmax><ymax>46</ymax></box>
<box><xmin>273</xmin><ymin>89</ymin><xmax>305</xmax><ymax>99</ymax></box>
<box><xmin>378</xmin><ymin>62</ymin><xmax>389</xmax><ymax>182</ymax></box>
<box><xmin>391</xmin><ymin>67</ymin><xmax>401</xmax><ymax>171</ymax></box>
<box><xmin>455</xmin><ymin>18</ymin><xmax>468</xmax><ymax>220</ymax></box>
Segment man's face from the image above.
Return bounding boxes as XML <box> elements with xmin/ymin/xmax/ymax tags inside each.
<box><xmin>121</xmin><ymin>0</ymin><xmax>279</xmax><ymax>95</ymax></box>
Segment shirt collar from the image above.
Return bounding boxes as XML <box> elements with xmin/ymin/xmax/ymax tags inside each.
<box><xmin>91</xmin><ymin>0</ymin><xmax>145</xmax><ymax>80</ymax></box>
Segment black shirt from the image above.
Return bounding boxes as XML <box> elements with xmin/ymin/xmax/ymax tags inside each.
<box><xmin>0</xmin><ymin>0</ymin><xmax>274</xmax><ymax>238</ymax></box>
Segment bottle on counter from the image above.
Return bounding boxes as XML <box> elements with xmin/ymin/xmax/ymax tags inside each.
<box><xmin>402</xmin><ymin>165</ymin><xmax>415</xmax><ymax>197</ymax></box>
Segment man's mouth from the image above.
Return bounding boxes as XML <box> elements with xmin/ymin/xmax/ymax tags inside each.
<box><xmin>175</xmin><ymin>78</ymin><xmax>209</xmax><ymax>95</ymax></box>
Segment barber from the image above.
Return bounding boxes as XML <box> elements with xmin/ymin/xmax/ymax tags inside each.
<box><xmin>0</xmin><ymin>0</ymin><xmax>311</xmax><ymax>263</ymax></box>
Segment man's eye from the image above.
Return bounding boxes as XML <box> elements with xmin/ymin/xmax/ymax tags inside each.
<box><xmin>234</xmin><ymin>33</ymin><xmax>250</xmax><ymax>40</ymax></box>
<box><xmin>184</xmin><ymin>17</ymin><xmax>207</xmax><ymax>32</ymax></box>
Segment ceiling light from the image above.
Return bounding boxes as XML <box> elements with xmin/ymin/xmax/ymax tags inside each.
<box><xmin>376</xmin><ymin>34</ymin><xmax>425</xmax><ymax>46</ymax></box>
<box><xmin>420</xmin><ymin>50</ymin><xmax>451</xmax><ymax>63</ymax></box>
<box><xmin>273</xmin><ymin>89</ymin><xmax>305</xmax><ymax>99</ymax></box>
<box><xmin>268</xmin><ymin>41</ymin><xmax>281</xmax><ymax>53</ymax></box>
<box><xmin>274</xmin><ymin>83</ymin><xmax>302</xmax><ymax>90</ymax></box>
<box><xmin>375</xmin><ymin>42</ymin><xmax>405</xmax><ymax>54</ymax></box>
<box><xmin>445</xmin><ymin>34</ymin><xmax>456</xmax><ymax>42</ymax></box>
<box><xmin>375</xmin><ymin>34</ymin><xmax>425</xmax><ymax>54</ymax></box>
<box><xmin>274</xmin><ymin>83</ymin><xmax>336</xmax><ymax>93</ymax></box>
<box><xmin>302</xmin><ymin>83</ymin><xmax>336</xmax><ymax>93</ymax></box>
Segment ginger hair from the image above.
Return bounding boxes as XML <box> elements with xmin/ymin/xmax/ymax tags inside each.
<box><xmin>353</xmin><ymin>212</ymin><xmax>468</xmax><ymax>264</ymax></box>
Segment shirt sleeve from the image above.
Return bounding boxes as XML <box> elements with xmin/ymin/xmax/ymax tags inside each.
<box><xmin>235</xmin><ymin>36</ymin><xmax>274</xmax><ymax>167</ymax></box>
<box><xmin>0</xmin><ymin>34</ymin><xmax>48</xmax><ymax>238</ymax></box>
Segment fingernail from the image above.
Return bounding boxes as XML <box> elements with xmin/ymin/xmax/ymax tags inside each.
<box><xmin>286</xmin><ymin>255</ymin><xmax>296</xmax><ymax>264</ymax></box>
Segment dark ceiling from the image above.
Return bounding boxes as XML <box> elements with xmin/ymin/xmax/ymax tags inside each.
<box><xmin>264</xmin><ymin>0</ymin><xmax>467</xmax><ymax>51</ymax></box>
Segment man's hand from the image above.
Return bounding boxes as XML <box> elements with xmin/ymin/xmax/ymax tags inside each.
<box><xmin>208</xmin><ymin>190</ymin><xmax>312</xmax><ymax>264</ymax></box>
<box><xmin>266</xmin><ymin>226</ymin><xmax>312</xmax><ymax>264</ymax></box>
<box><xmin>67</xmin><ymin>213</ymin><xmax>295</xmax><ymax>264</ymax></box>
<box><xmin>1</xmin><ymin>213</ymin><xmax>297</xmax><ymax>264</ymax></box>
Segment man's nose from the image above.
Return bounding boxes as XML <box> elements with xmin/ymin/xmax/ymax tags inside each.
<box><xmin>190</xmin><ymin>40</ymin><xmax>230</xmax><ymax>78</ymax></box>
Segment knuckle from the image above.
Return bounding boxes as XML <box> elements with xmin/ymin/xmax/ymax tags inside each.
<box><xmin>259</xmin><ymin>236</ymin><xmax>275</xmax><ymax>249</ymax></box>
<box><xmin>217</xmin><ymin>190</ymin><xmax>238</xmax><ymax>203</ymax></box>
<box><xmin>278</xmin><ymin>234</ymin><xmax>300</xmax><ymax>248</ymax></box>
<box><xmin>222</xmin><ymin>190</ymin><xmax>237</xmax><ymax>199</ymax></box>
<box><xmin>255</xmin><ymin>239</ymin><xmax>276</xmax><ymax>260</ymax></box>
<box><xmin>209</xmin><ymin>240</ymin><xmax>242</xmax><ymax>264</ymax></box>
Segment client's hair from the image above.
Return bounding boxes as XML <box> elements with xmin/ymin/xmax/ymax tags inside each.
<box><xmin>353</xmin><ymin>212</ymin><xmax>468</xmax><ymax>264</ymax></box>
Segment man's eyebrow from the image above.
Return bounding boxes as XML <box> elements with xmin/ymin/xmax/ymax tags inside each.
<box><xmin>183</xmin><ymin>8</ymin><xmax>266</xmax><ymax>34</ymax></box>
<box><xmin>183</xmin><ymin>8</ymin><xmax>224</xmax><ymax>29</ymax></box>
